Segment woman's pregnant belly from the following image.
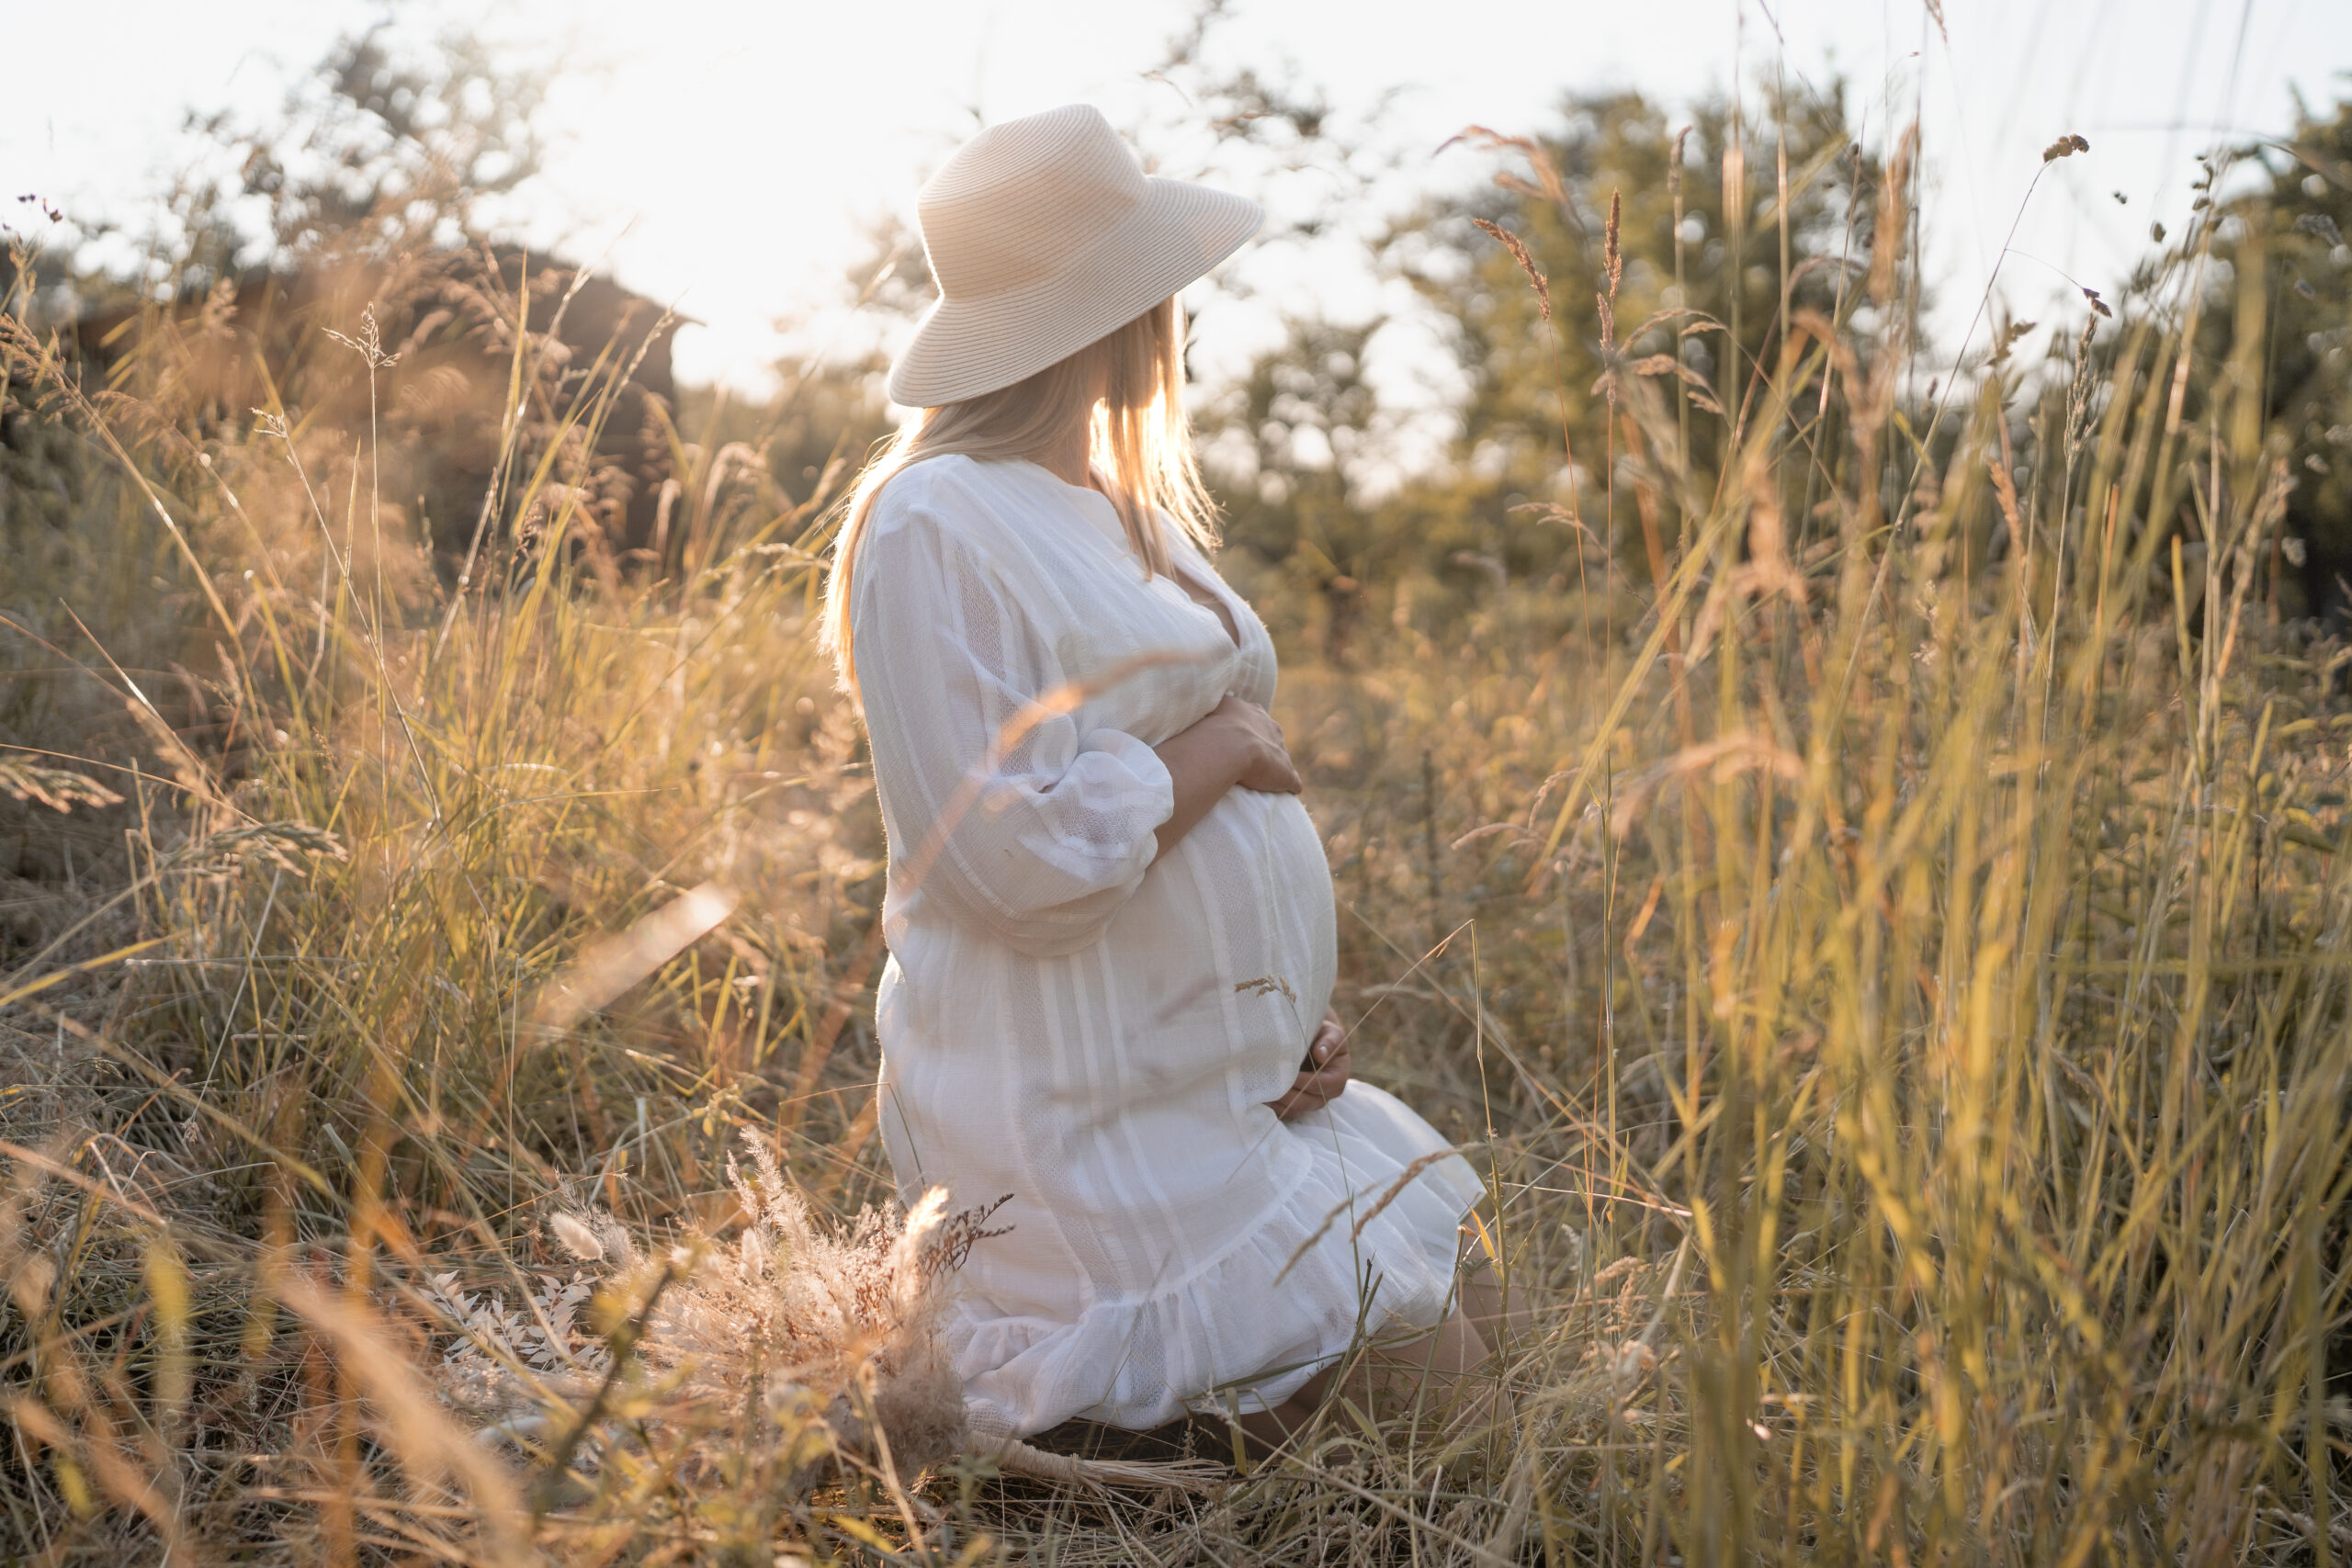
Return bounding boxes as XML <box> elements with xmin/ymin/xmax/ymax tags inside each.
<box><xmin>1075</xmin><ymin>785</ymin><xmax>1337</xmax><ymax>1114</ymax></box>
<box><xmin>885</xmin><ymin>788</ymin><xmax>1336</xmax><ymax>1136</ymax></box>
<box><xmin>877</xmin><ymin>787</ymin><xmax>1340</xmax><ymax>1287</ymax></box>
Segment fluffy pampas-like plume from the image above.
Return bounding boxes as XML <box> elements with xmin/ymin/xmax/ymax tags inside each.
<box><xmin>431</xmin><ymin>1133</ymin><xmax>993</xmax><ymax>1488</ymax></box>
<box><xmin>429</xmin><ymin>1133</ymin><xmax>1223</xmax><ymax>1496</ymax></box>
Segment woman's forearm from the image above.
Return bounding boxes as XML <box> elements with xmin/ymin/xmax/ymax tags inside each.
<box><xmin>1152</xmin><ymin>722</ymin><xmax>1248</xmax><ymax>858</ymax></box>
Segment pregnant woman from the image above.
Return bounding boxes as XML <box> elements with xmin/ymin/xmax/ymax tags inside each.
<box><xmin>823</xmin><ymin>105</ymin><xmax>1493</xmax><ymax>1450</ymax></box>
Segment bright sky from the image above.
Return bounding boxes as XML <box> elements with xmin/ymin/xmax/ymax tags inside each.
<box><xmin>6</xmin><ymin>0</ymin><xmax>2347</xmax><ymax>445</ymax></box>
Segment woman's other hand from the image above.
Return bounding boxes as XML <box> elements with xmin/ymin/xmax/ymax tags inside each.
<box><xmin>1270</xmin><ymin>1009</ymin><xmax>1351</xmax><ymax>1120</ymax></box>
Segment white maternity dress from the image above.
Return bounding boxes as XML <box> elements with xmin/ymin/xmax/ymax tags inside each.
<box><xmin>851</xmin><ymin>455</ymin><xmax>1483</xmax><ymax>1439</ymax></box>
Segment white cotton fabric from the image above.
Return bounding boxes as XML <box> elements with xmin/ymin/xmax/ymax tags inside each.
<box><xmin>850</xmin><ymin>455</ymin><xmax>1484</xmax><ymax>1439</ymax></box>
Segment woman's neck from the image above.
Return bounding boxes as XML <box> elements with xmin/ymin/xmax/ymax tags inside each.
<box><xmin>1029</xmin><ymin>404</ymin><xmax>1096</xmax><ymax>490</ymax></box>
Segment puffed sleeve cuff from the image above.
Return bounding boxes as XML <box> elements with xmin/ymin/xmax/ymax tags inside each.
<box><xmin>1075</xmin><ymin>728</ymin><xmax>1176</xmax><ymax>843</ymax></box>
<box><xmin>945</xmin><ymin>728</ymin><xmax>1176</xmax><ymax>955</ymax></box>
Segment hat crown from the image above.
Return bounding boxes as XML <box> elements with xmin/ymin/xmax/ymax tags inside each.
<box><xmin>917</xmin><ymin>105</ymin><xmax>1148</xmax><ymax>302</ymax></box>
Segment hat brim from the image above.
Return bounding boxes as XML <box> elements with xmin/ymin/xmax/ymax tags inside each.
<box><xmin>886</xmin><ymin>179</ymin><xmax>1264</xmax><ymax>409</ymax></box>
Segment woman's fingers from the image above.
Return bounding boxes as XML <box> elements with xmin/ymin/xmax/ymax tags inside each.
<box><xmin>1238</xmin><ymin>747</ymin><xmax>1304</xmax><ymax>795</ymax></box>
<box><xmin>1293</xmin><ymin>1013</ymin><xmax>1351</xmax><ymax>1106</ymax></box>
<box><xmin>1274</xmin><ymin>1064</ymin><xmax>1349</xmax><ymax>1118</ymax></box>
<box><xmin>1311</xmin><ymin>1032</ymin><xmax>1351</xmax><ymax>1082</ymax></box>
<box><xmin>1224</xmin><ymin>697</ymin><xmax>1305</xmax><ymax>795</ymax></box>
<box><xmin>1300</xmin><ymin>1065</ymin><xmax>1347</xmax><ymax>1101</ymax></box>
<box><xmin>1272</xmin><ymin>1013</ymin><xmax>1352</xmax><ymax>1118</ymax></box>
<box><xmin>1271</xmin><ymin>1069</ymin><xmax>1329</xmax><ymax>1119</ymax></box>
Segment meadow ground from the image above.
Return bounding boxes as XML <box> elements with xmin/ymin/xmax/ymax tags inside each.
<box><xmin>6</xmin><ymin>115</ymin><xmax>2352</xmax><ymax>1567</ymax></box>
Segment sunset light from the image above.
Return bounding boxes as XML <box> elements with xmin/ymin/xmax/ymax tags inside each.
<box><xmin>6</xmin><ymin>0</ymin><xmax>2352</xmax><ymax>1560</ymax></box>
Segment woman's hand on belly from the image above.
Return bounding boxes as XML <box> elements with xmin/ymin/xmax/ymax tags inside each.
<box><xmin>1150</xmin><ymin>694</ymin><xmax>1302</xmax><ymax>859</ymax></box>
<box><xmin>1268</xmin><ymin>1008</ymin><xmax>1351</xmax><ymax>1120</ymax></box>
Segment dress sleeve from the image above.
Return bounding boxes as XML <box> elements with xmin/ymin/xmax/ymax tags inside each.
<box><xmin>852</xmin><ymin>499</ymin><xmax>1176</xmax><ymax>957</ymax></box>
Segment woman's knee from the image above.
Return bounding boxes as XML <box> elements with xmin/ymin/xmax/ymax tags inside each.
<box><xmin>1351</xmin><ymin>1307</ymin><xmax>1502</xmax><ymax>1418</ymax></box>
<box><xmin>1457</xmin><ymin>1214</ymin><xmax>1535</xmax><ymax>1346</ymax></box>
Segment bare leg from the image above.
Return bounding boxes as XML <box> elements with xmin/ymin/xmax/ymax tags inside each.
<box><xmin>1457</xmin><ymin>1216</ymin><xmax>1534</xmax><ymax>1350</ymax></box>
<box><xmin>1232</xmin><ymin>1303</ymin><xmax>1507</xmax><ymax>1455</ymax></box>
<box><xmin>1227</xmin><ymin>1210</ymin><xmax>1528</xmax><ymax>1457</ymax></box>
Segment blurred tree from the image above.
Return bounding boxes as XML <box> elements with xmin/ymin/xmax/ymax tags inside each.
<box><xmin>182</xmin><ymin>21</ymin><xmax>554</xmax><ymax>276</ymax></box>
<box><xmin>2241</xmin><ymin>97</ymin><xmax>2352</xmax><ymax>619</ymax></box>
<box><xmin>1200</xmin><ymin>317</ymin><xmax>1380</xmax><ymax>563</ymax></box>
<box><xmin>733</xmin><ymin>219</ymin><xmax>925</xmax><ymax>508</ymax></box>
<box><xmin>2</xmin><ymin>24</ymin><xmax>691</xmax><ymax>585</ymax></box>
<box><xmin>1201</xmin><ymin>82</ymin><xmax>1891</xmax><ymax>606</ymax></box>
<box><xmin>2078</xmin><ymin>94</ymin><xmax>2352</xmax><ymax>626</ymax></box>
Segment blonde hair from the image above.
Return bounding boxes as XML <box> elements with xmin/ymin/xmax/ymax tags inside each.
<box><xmin>820</xmin><ymin>296</ymin><xmax>1217</xmax><ymax>691</ymax></box>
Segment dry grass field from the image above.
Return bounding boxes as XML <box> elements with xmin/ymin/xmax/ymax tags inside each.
<box><xmin>6</xmin><ymin>73</ymin><xmax>2352</xmax><ymax>1567</ymax></box>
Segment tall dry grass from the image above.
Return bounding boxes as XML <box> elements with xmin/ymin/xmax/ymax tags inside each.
<box><xmin>4</xmin><ymin>100</ymin><xmax>2351</xmax><ymax>1568</ymax></box>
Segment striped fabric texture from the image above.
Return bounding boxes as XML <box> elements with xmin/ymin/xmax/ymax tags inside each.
<box><xmin>887</xmin><ymin>105</ymin><xmax>1264</xmax><ymax>409</ymax></box>
<box><xmin>851</xmin><ymin>456</ymin><xmax>1481</xmax><ymax>1438</ymax></box>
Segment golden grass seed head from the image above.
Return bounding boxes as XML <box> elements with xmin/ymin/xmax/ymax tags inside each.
<box><xmin>1473</xmin><ymin>218</ymin><xmax>1552</xmax><ymax>321</ymax></box>
<box><xmin>1603</xmin><ymin>188</ymin><xmax>1623</xmax><ymax>299</ymax></box>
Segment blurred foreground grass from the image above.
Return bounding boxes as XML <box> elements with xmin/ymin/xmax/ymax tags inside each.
<box><xmin>6</xmin><ymin>108</ymin><xmax>2352</xmax><ymax>1568</ymax></box>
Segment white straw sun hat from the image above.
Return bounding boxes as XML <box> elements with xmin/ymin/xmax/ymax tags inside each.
<box><xmin>885</xmin><ymin>104</ymin><xmax>1264</xmax><ymax>409</ymax></box>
